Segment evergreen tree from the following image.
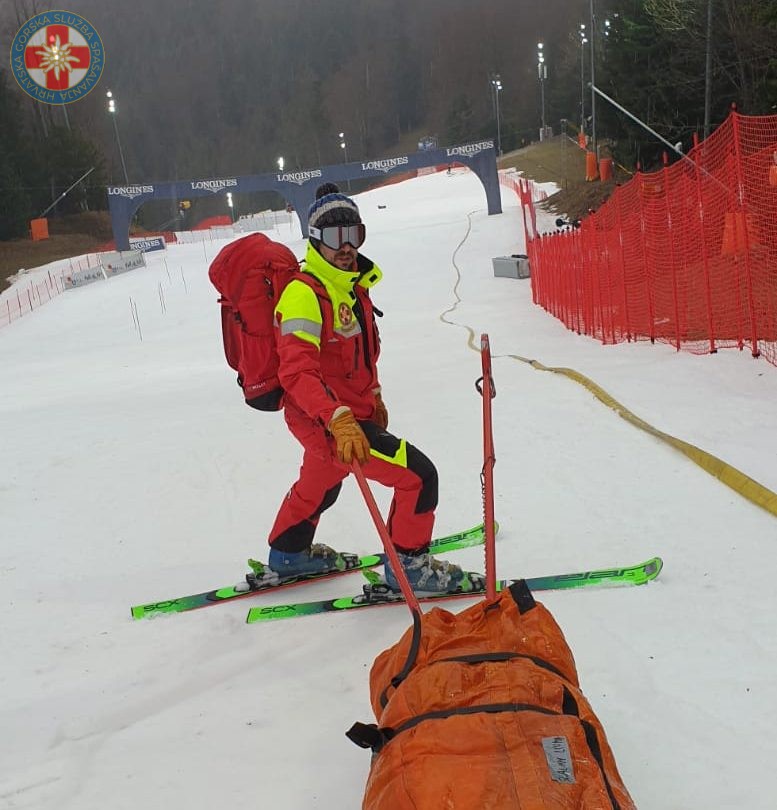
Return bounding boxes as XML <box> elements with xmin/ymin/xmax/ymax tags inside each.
<box><xmin>445</xmin><ymin>94</ymin><xmax>476</xmax><ymax>145</ymax></box>
<box><xmin>590</xmin><ymin>0</ymin><xmax>777</xmax><ymax>167</ymax></box>
<box><xmin>0</xmin><ymin>70</ymin><xmax>31</xmax><ymax>239</ymax></box>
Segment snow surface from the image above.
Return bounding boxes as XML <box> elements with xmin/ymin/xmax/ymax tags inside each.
<box><xmin>2</xmin><ymin>170</ymin><xmax>777</xmax><ymax>809</ymax></box>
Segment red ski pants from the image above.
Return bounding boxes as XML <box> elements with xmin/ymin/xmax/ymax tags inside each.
<box><xmin>268</xmin><ymin>404</ymin><xmax>438</xmax><ymax>554</ymax></box>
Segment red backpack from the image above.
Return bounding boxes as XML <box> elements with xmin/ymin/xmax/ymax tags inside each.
<box><xmin>208</xmin><ymin>233</ymin><xmax>303</xmax><ymax>410</ymax></box>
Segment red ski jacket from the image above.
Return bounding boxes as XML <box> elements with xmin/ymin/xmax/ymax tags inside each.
<box><xmin>274</xmin><ymin>242</ymin><xmax>383</xmax><ymax>427</ymax></box>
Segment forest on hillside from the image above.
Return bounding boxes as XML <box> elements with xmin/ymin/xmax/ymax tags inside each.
<box><xmin>1</xmin><ymin>0</ymin><xmax>775</xmax><ymax>237</ymax></box>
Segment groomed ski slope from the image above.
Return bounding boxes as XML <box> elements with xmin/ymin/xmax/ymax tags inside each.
<box><xmin>2</xmin><ymin>169</ymin><xmax>777</xmax><ymax>809</ymax></box>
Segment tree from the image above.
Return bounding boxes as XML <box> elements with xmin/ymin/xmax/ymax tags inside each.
<box><xmin>0</xmin><ymin>64</ymin><xmax>110</xmax><ymax>240</ymax></box>
<box><xmin>445</xmin><ymin>93</ymin><xmax>476</xmax><ymax>145</ymax></box>
<box><xmin>592</xmin><ymin>0</ymin><xmax>777</xmax><ymax>167</ymax></box>
<box><xmin>0</xmin><ymin>70</ymin><xmax>32</xmax><ymax>239</ymax></box>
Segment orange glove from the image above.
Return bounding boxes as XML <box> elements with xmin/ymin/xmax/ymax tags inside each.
<box><xmin>373</xmin><ymin>391</ymin><xmax>389</xmax><ymax>430</ymax></box>
<box><xmin>329</xmin><ymin>409</ymin><xmax>371</xmax><ymax>465</ymax></box>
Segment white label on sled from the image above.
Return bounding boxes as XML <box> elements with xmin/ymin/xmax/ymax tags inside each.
<box><xmin>542</xmin><ymin>736</ymin><xmax>576</xmax><ymax>783</ymax></box>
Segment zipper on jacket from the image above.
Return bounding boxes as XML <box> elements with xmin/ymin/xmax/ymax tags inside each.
<box><xmin>353</xmin><ymin>297</ymin><xmax>372</xmax><ymax>371</ymax></box>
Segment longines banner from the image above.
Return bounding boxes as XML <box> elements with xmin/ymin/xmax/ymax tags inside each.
<box><xmin>106</xmin><ymin>141</ymin><xmax>501</xmax><ymax>251</ymax></box>
<box><xmin>129</xmin><ymin>236</ymin><xmax>166</xmax><ymax>253</ymax></box>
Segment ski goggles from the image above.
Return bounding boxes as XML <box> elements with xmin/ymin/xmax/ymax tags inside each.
<box><xmin>309</xmin><ymin>223</ymin><xmax>366</xmax><ymax>250</ymax></box>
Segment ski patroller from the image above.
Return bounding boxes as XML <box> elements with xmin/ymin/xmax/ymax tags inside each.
<box><xmin>130</xmin><ymin>522</ymin><xmax>494</xmax><ymax>619</ymax></box>
<box><xmin>245</xmin><ymin>557</ymin><xmax>663</xmax><ymax>624</ymax></box>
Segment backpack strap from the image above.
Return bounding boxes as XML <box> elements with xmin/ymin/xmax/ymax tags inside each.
<box><xmin>293</xmin><ymin>269</ymin><xmax>327</xmax><ymax>298</ymax></box>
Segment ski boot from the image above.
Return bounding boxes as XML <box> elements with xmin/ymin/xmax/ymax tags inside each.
<box><xmin>246</xmin><ymin>543</ymin><xmax>360</xmax><ymax>589</ymax></box>
<box><xmin>383</xmin><ymin>549</ymin><xmax>484</xmax><ymax>595</ymax></box>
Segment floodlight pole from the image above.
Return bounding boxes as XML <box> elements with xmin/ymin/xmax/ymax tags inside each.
<box><xmin>537</xmin><ymin>44</ymin><xmax>547</xmax><ymax>135</ymax></box>
<box><xmin>580</xmin><ymin>37</ymin><xmax>585</xmax><ymax>131</ymax></box>
<box><xmin>106</xmin><ymin>91</ymin><xmax>129</xmax><ymax>185</ymax></box>
<box><xmin>589</xmin><ymin>0</ymin><xmax>597</xmax><ymax>157</ymax></box>
<box><xmin>704</xmin><ymin>0</ymin><xmax>713</xmax><ymax>140</ymax></box>
<box><xmin>490</xmin><ymin>75</ymin><xmax>503</xmax><ymax>156</ymax></box>
<box><xmin>112</xmin><ymin>116</ymin><xmax>129</xmax><ymax>185</ymax></box>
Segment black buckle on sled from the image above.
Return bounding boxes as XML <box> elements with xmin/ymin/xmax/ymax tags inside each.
<box><xmin>508</xmin><ymin>579</ymin><xmax>536</xmax><ymax>614</ymax></box>
<box><xmin>475</xmin><ymin>374</ymin><xmax>496</xmax><ymax>398</ymax></box>
<box><xmin>345</xmin><ymin>722</ymin><xmax>394</xmax><ymax>753</ymax></box>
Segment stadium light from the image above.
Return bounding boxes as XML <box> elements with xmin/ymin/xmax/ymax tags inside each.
<box><xmin>490</xmin><ymin>76</ymin><xmax>503</xmax><ymax>156</ymax></box>
<box><xmin>537</xmin><ymin>44</ymin><xmax>548</xmax><ymax>136</ymax></box>
<box><xmin>338</xmin><ymin>133</ymin><xmax>351</xmax><ymax>190</ymax></box>
<box><xmin>338</xmin><ymin>132</ymin><xmax>348</xmax><ymax>163</ymax></box>
<box><xmin>105</xmin><ymin>90</ymin><xmax>129</xmax><ymax>185</ymax></box>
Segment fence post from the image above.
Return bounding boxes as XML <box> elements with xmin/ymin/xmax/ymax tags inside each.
<box><xmin>590</xmin><ymin>218</ymin><xmax>606</xmax><ymax>342</ymax></box>
<box><xmin>555</xmin><ymin>235</ymin><xmax>562</xmax><ymax>322</ymax></box>
<box><xmin>635</xmin><ymin>167</ymin><xmax>656</xmax><ymax>343</ymax></box>
<box><xmin>614</xmin><ymin>194</ymin><xmax>632</xmax><ymax>342</ymax></box>
<box><xmin>582</xmin><ymin>220</ymin><xmax>595</xmax><ymax>337</ymax></box>
<box><xmin>573</xmin><ymin>229</ymin><xmax>583</xmax><ymax>334</ymax></box>
<box><xmin>730</xmin><ymin>111</ymin><xmax>761</xmax><ymax>358</ymax></box>
<box><xmin>563</xmin><ymin>233</ymin><xmax>574</xmax><ymax>330</ymax></box>
<box><xmin>601</xmin><ymin>213</ymin><xmax>617</xmax><ymax>344</ymax></box>
<box><xmin>662</xmin><ymin>153</ymin><xmax>682</xmax><ymax>351</ymax></box>
<box><xmin>692</xmin><ymin>131</ymin><xmax>717</xmax><ymax>353</ymax></box>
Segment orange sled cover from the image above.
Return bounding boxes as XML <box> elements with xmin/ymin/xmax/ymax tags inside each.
<box><xmin>348</xmin><ymin>582</ymin><xmax>636</xmax><ymax>809</ymax></box>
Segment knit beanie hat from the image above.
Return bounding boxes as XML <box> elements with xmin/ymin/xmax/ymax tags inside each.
<box><xmin>308</xmin><ymin>183</ymin><xmax>361</xmax><ymax>232</ymax></box>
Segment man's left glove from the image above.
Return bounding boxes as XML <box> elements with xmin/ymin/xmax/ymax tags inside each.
<box><xmin>373</xmin><ymin>390</ymin><xmax>389</xmax><ymax>430</ymax></box>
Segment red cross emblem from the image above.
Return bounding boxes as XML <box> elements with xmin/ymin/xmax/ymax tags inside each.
<box><xmin>338</xmin><ymin>302</ymin><xmax>355</xmax><ymax>330</ymax></box>
<box><xmin>24</xmin><ymin>25</ymin><xmax>91</xmax><ymax>91</ymax></box>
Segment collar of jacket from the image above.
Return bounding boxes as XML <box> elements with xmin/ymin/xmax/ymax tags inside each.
<box><xmin>303</xmin><ymin>242</ymin><xmax>383</xmax><ymax>294</ymax></box>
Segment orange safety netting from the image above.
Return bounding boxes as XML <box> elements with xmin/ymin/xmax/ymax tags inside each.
<box><xmin>0</xmin><ymin>269</ymin><xmax>68</xmax><ymax>329</ymax></box>
<box><xmin>517</xmin><ymin>112</ymin><xmax>777</xmax><ymax>367</ymax></box>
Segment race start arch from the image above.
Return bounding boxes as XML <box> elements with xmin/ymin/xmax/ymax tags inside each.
<box><xmin>106</xmin><ymin>139</ymin><xmax>502</xmax><ymax>251</ymax></box>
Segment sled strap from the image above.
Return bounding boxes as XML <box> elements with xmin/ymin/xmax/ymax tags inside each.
<box><xmin>437</xmin><ymin>651</ymin><xmax>569</xmax><ymax>682</ymax></box>
<box><xmin>508</xmin><ymin>579</ymin><xmax>536</xmax><ymax>613</ymax></box>
<box><xmin>347</xmin><ymin>704</ymin><xmax>623</xmax><ymax>808</ymax></box>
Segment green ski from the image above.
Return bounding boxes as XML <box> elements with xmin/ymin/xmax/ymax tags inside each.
<box><xmin>131</xmin><ymin>522</ymin><xmax>494</xmax><ymax>619</ymax></box>
<box><xmin>245</xmin><ymin>557</ymin><xmax>663</xmax><ymax>624</ymax></box>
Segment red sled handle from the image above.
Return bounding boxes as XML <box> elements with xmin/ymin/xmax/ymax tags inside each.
<box><xmin>351</xmin><ymin>463</ymin><xmax>421</xmax><ymax>614</ymax></box>
<box><xmin>476</xmin><ymin>333</ymin><xmax>497</xmax><ymax>602</ymax></box>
